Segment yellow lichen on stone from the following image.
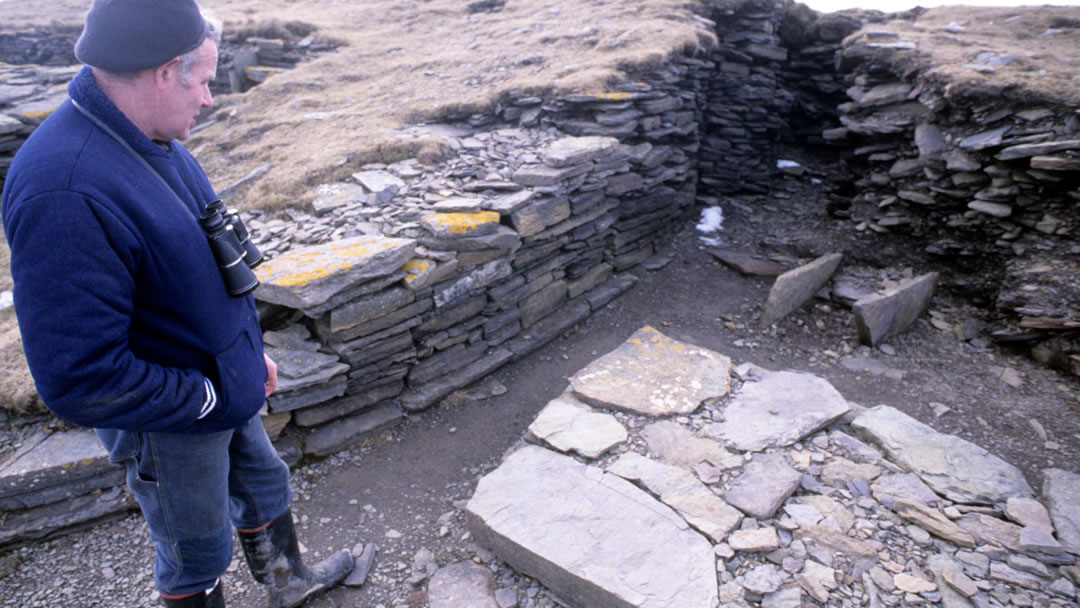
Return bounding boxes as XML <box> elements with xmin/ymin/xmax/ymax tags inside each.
<box><xmin>595</xmin><ymin>91</ymin><xmax>634</xmax><ymax>101</ymax></box>
<box><xmin>255</xmin><ymin>237</ymin><xmax>403</xmax><ymax>287</ymax></box>
<box><xmin>424</xmin><ymin>211</ymin><xmax>500</xmax><ymax>234</ymax></box>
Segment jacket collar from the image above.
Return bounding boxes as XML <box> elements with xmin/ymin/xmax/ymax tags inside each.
<box><xmin>67</xmin><ymin>66</ymin><xmax>169</xmax><ymax>158</ymax></box>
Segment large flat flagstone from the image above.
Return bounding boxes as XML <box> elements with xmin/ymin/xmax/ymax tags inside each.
<box><xmin>254</xmin><ymin>236</ymin><xmax>416</xmax><ymax>310</ymax></box>
<box><xmin>704</xmin><ymin>371</ymin><xmax>849</xmax><ymax>452</ymax></box>
<box><xmin>465</xmin><ymin>446</ymin><xmax>718</xmax><ymax>608</ymax></box>
<box><xmin>569</xmin><ymin>326</ymin><xmax>732</xmax><ymax>417</ymax></box>
<box><xmin>851</xmin><ymin>405</ymin><xmax>1033</xmax><ymax>505</ymax></box>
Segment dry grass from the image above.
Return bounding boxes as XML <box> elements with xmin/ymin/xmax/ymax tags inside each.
<box><xmin>846</xmin><ymin>6</ymin><xmax>1080</xmax><ymax>107</ymax></box>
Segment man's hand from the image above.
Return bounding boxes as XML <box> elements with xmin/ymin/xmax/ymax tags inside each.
<box><xmin>264</xmin><ymin>353</ymin><xmax>278</xmax><ymax>397</ymax></box>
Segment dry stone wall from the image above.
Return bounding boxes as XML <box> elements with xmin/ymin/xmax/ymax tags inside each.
<box><xmin>823</xmin><ymin>26</ymin><xmax>1080</xmax><ymax>377</ymax></box>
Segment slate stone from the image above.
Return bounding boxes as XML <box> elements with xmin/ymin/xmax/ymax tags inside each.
<box><xmin>434</xmin><ymin>260</ymin><xmax>513</xmax><ymax>308</ymax></box>
<box><xmin>352</xmin><ymin>170</ymin><xmax>405</xmax><ymax>197</ymax></box>
<box><xmin>871</xmin><ymin>473</ymin><xmax>943</xmax><ymax>509</ymax></box>
<box><xmin>527</xmin><ymin>394</ymin><xmax>628</xmax><ymax>459</ymax></box>
<box><xmin>852</xmin><ymin>405</ymin><xmax>1033</xmax><ymax>505</ymax></box>
<box><xmin>570</xmin><ymin>326</ymin><xmax>732</xmax><ymax>417</ymax></box>
<box><xmin>484</xmin><ymin>190</ymin><xmax>535</xmax><ymax>215</ymax></box>
<box><xmin>541</xmin><ymin>136</ymin><xmax>619</xmax><ymax>168</ymax></box>
<box><xmin>254</xmin><ymin>236</ymin><xmax>416</xmax><ymax>310</ymax></box>
<box><xmin>759</xmin><ymin>253</ymin><xmax>843</xmax><ymax>327</ymax></box>
<box><xmin>268</xmin><ymin>374</ymin><xmax>348</xmax><ymax>413</ymax></box>
<box><xmin>704</xmin><ymin>371</ymin><xmax>849</xmax><ymax>452</ymax></box>
<box><xmin>511</xmin><ymin>163</ymin><xmax>592</xmax><ymax>187</ymax></box>
<box><xmin>1006</xmin><ymin>496</ymin><xmax>1055</xmax><ymax>532</ymax></box>
<box><xmin>0</xmin><ymin>486</ymin><xmax>135</xmax><ymax>547</ymax></box>
<box><xmin>274</xmin><ymin>357</ymin><xmax>349</xmax><ymax>393</ymax></box>
<box><xmin>958</xmin><ymin>125</ymin><xmax>1012</xmax><ymax>151</ymax></box>
<box><xmin>724</xmin><ymin>453</ymin><xmax>802</xmax><ymax>519</ymax></box>
<box><xmin>857</xmin><ymin>82</ymin><xmax>911</xmax><ymax>107</ymax></box>
<box><xmin>432</xmin><ymin>197</ymin><xmax>485</xmax><ymax>213</ymax></box>
<box><xmin>607</xmin><ymin>452</ymin><xmax>743</xmax><ymax>543</ymax></box>
<box><xmin>312</xmin><ymin>182</ymin><xmax>367</xmax><ymax>215</ymax></box>
<box><xmin>853</xmin><ymin>272</ymin><xmax>938</xmax><ymax>346</ymax></box>
<box><xmin>302</xmin><ymin>404</ymin><xmax>403</xmax><ymax>457</ymax></box>
<box><xmin>399</xmin><ymin>349</ymin><xmax>513</xmax><ymax>412</ymax></box>
<box><xmin>740</xmin><ymin>564</ymin><xmax>787</xmax><ymax>594</ymax></box>
<box><xmin>1044</xmin><ymin>468</ymin><xmax>1080</xmax><ymax>554</ymax></box>
<box><xmin>891</xmin><ymin>498</ymin><xmax>976</xmax><ymax>548</ymax></box>
<box><xmin>641</xmin><ymin>420</ymin><xmax>742</xmax><ymax>471</ymax></box>
<box><xmin>995</xmin><ymin>139</ymin><xmax>1080</xmax><ymax>160</ymax></box>
<box><xmin>421</xmin><ymin>212</ymin><xmax>502</xmax><ymax>239</ymax></box>
<box><xmin>709</xmin><ymin>249</ymin><xmax>787</xmax><ymax>276</ymax></box>
<box><xmin>265</xmin><ymin>347</ymin><xmax>341</xmax><ymax>380</ymax></box>
<box><xmin>510</xmin><ymin>196</ymin><xmax>571</xmax><ymax>237</ymax></box>
<box><xmin>427</xmin><ymin>561</ymin><xmax>499</xmax><ymax>608</ymax></box>
<box><xmin>420</xmin><ymin>225</ymin><xmax>522</xmax><ymax>252</ymax></box>
<box><xmin>0</xmin><ymin>431</ymin><xmax>121</xmax><ymax>511</ymax></box>
<box><xmin>915</xmin><ymin>123</ymin><xmax>945</xmax><ymax>161</ymax></box>
<box><xmin>293</xmin><ymin>380</ymin><xmax>404</xmax><ymax>427</ymax></box>
<box><xmin>466</xmin><ymin>446</ymin><xmax>718</xmax><ymax>608</ymax></box>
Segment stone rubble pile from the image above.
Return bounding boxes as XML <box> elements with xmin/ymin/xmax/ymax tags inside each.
<box><xmin>823</xmin><ymin>27</ymin><xmax>1080</xmax><ymax>376</ymax></box>
<box><xmin>463</xmin><ymin>326</ymin><xmax>1080</xmax><ymax>608</ymax></box>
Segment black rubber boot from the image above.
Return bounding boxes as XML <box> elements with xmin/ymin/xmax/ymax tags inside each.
<box><xmin>161</xmin><ymin>582</ymin><xmax>226</xmax><ymax>607</ymax></box>
<box><xmin>237</xmin><ymin>509</ymin><xmax>355</xmax><ymax>608</ymax></box>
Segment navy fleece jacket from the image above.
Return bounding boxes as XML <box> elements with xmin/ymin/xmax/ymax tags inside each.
<box><xmin>1</xmin><ymin>67</ymin><xmax>267</xmax><ymax>433</ymax></box>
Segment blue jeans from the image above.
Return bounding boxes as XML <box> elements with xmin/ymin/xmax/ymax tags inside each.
<box><xmin>97</xmin><ymin>414</ymin><xmax>290</xmax><ymax>596</ymax></box>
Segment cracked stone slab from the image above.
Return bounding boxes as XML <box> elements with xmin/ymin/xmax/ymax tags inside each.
<box><xmin>640</xmin><ymin>420</ymin><xmax>742</xmax><ymax>471</ymax></box>
<box><xmin>704</xmin><ymin>371</ymin><xmax>849</xmax><ymax>452</ymax></box>
<box><xmin>527</xmin><ymin>394</ymin><xmax>628</xmax><ymax>459</ymax></box>
<box><xmin>851</xmin><ymin>405</ymin><xmax>1033</xmax><ymax>505</ymax></box>
<box><xmin>569</xmin><ymin>326</ymin><xmax>732</xmax><ymax>417</ymax></box>
<box><xmin>608</xmin><ymin>453</ymin><xmax>742</xmax><ymax>543</ymax></box>
<box><xmin>427</xmin><ymin>561</ymin><xmax>499</xmax><ymax>608</ymax></box>
<box><xmin>466</xmin><ymin>446</ymin><xmax>718</xmax><ymax>608</ymax></box>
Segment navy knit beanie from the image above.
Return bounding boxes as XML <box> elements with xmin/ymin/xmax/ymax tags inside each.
<box><xmin>75</xmin><ymin>0</ymin><xmax>209</xmax><ymax>73</ymax></box>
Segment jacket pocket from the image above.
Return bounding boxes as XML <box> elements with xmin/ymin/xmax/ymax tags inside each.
<box><xmin>205</xmin><ymin>324</ymin><xmax>265</xmax><ymax>427</ymax></box>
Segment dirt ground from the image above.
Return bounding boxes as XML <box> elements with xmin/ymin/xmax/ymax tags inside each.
<box><xmin>1</xmin><ymin>143</ymin><xmax>1077</xmax><ymax>608</ymax></box>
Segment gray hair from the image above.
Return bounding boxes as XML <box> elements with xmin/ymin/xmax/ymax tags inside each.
<box><xmin>178</xmin><ymin>14</ymin><xmax>222</xmax><ymax>85</ymax></box>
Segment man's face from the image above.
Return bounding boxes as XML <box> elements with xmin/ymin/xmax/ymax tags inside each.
<box><xmin>153</xmin><ymin>38</ymin><xmax>217</xmax><ymax>142</ymax></box>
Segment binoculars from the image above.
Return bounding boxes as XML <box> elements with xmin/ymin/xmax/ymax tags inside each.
<box><xmin>199</xmin><ymin>200</ymin><xmax>263</xmax><ymax>297</ymax></box>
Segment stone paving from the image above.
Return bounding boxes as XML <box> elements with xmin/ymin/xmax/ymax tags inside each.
<box><xmin>453</xmin><ymin>326</ymin><xmax>1080</xmax><ymax>608</ymax></box>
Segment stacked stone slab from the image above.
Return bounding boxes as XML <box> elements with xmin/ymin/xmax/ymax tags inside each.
<box><xmin>0</xmin><ymin>63</ymin><xmax>76</xmax><ymax>183</ymax></box>
<box><xmin>825</xmin><ymin>27</ymin><xmax>1080</xmax><ymax>376</ymax></box>
<box><xmin>466</xmin><ymin>328</ymin><xmax>1080</xmax><ymax>608</ymax></box>
<box><xmin>0</xmin><ymin>429</ymin><xmax>133</xmax><ymax>548</ymax></box>
<box><xmin>699</xmin><ymin>3</ymin><xmax>793</xmax><ymax>194</ymax></box>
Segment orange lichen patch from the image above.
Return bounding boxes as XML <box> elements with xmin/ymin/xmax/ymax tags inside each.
<box><xmin>402</xmin><ymin>258</ymin><xmax>434</xmax><ymax>286</ymax></box>
<box><xmin>255</xmin><ymin>237</ymin><xmax>402</xmax><ymax>287</ymax></box>
<box><xmin>422</xmin><ymin>211</ymin><xmax>500</xmax><ymax>235</ymax></box>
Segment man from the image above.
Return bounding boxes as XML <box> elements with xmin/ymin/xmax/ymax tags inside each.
<box><xmin>1</xmin><ymin>1</ymin><xmax>355</xmax><ymax>606</ymax></box>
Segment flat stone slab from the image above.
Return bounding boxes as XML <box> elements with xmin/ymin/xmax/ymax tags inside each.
<box><xmin>704</xmin><ymin>371</ymin><xmax>849</xmax><ymax>452</ymax></box>
<box><xmin>851</xmin><ymin>405</ymin><xmax>1033</xmax><ymax>505</ymax></box>
<box><xmin>254</xmin><ymin>236</ymin><xmax>416</xmax><ymax>310</ymax></box>
<box><xmin>569</xmin><ymin>326</ymin><xmax>732</xmax><ymax>417</ymax></box>
<box><xmin>466</xmin><ymin>446</ymin><xmax>718</xmax><ymax>608</ymax></box>
<box><xmin>759</xmin><ymin>253</ymin><xmax>842</xmax><ymax>327</ymax></box>
<box><xmin>427</xmin><ymin>561</ymin><xmax>499</xmax><ymax>608</ymax></box>
<box><xmin>541</xmin><ymin>136</ymin><xmax>620</xmax><ymax>168</ymax></box>
<box><xmin>853</xmin><ymin>272</ymin><xmax>938</xmax><ymax>346</ymax></box>
<box><xmin>724</xmin><ymin>452</ymin><xmax>802</xmax><ymax>519</ymax></box>
<box><xmin>640</xmin><ymin>420</ymin><xmax>742</xmax><ymax>470</ymax></box>
<box><xmin>527</xmin><ymin>394</ymin><xmax>628</xmax><ymax>459</ymax></box>
<box><xmin>1043</xmin><ymin>468</ymin><xmax>1080</xmax><ymax>554</ymax></box>
<box><xmin>0</xmin><ymin>430</ymin><xmax>120</xmax><ymax>511</ymax></box>
<box><xmin>607</xmin><ymin>452</ymin><xmax>743</xmax><ymax>543</ymax></box>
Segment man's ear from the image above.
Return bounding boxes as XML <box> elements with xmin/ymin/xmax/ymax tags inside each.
<box><xmin>153</xmin><ymin>57</ymin><xmax>182</xmax><ymax>89</ymax></box>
